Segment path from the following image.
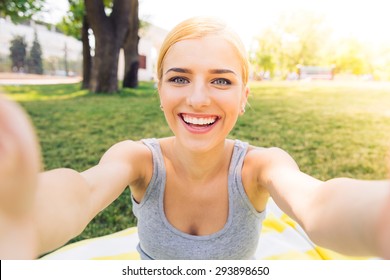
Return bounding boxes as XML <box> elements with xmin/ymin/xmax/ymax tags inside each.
<box><xmin>0</xmin><ymin>73</ymin><xmax>82</xmax><ymax>85</ymax></box>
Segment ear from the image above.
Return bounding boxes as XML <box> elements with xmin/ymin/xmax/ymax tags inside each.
<box><xmin>243</xmin><ymin>85</ymin><xmax>249</xmax><ymax>103</ymax></box>
<box><xmin>239</xmin><ymin>86</ymin><xmax>250</xmax><ymax>116</ymax></box>
<box><xmin>157</xmin><ymin>82</ymin><xmax>163</xmax><ymax>107</ymax></box>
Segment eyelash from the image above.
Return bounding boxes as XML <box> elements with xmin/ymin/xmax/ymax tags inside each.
<box><xmin>168</xmin><ymin>77</ymin><xmax>231</xmax><ymax>86</ymax></box>
<box><xmin>168</xmin><ymin>77</ymin><xmax>189</xmax><ymax>84</ymax></box>
<box><xmin>211</xmin><ymin>78</ymin><xmax>231</xmax><ymax>86</ymax></box>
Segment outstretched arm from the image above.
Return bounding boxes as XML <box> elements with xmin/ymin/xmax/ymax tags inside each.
<box><xmin>34</xmin><ymin>155</ymin><xmax>133</xmax><ymax>255</ymax></box>
<box><xmin>34</xmin><ymin>140</ymin><xmax>145</xmax><ymax>255</ymax></box>
<box><xmin>255</xmin><ymin>147</ymin><xmax>390</xmax><ymax>258</ymax></box>
<box><xmin>308</xmin><ymin>177</ymin><xmax>390</xmax><ymax>258</ymax></box>
<box><xmin>378</xmin><ymin>189</ymin><xmax>390</xmax><ymax>259</ymax></box>
<box><xmin>0</xmin><ymin>95</ymin><xmax>41</xmax><ymax>259</ymax></box>
<box><xmin>0</xmin><ymin>95</ymin><xmax>148</xmax><ymax>259</ymax></box>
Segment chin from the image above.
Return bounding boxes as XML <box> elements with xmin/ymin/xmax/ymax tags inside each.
<box><xmin>175</xmin><ymin>133</ymin><xmax>226</xmax><ymax>154</ymax></box>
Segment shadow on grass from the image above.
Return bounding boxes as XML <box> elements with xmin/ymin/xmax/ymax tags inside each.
<box><xmin>118</xmin><ymin>81</ymin><xmax>157</xmax><ymax>98</ymax></box>
<box><xmin>2</xmin><ymin>81</ymin><xmax>158</xmax><ymax>102</ymax></box>
<box><xmin>2</xmin><ymin>83</ymin><xmax>89</xmax><ymax>102</ymax></box>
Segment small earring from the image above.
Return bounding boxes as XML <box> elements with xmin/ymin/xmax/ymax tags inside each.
<box><xmin>160</xmin><ymin>104</ymin><xmax>164</xmax><ymax>111</ymax></box>
<box><xmin>241</xmin><ymin>106</ymin><xmax>246</xmax><ymax>114</ymax></box>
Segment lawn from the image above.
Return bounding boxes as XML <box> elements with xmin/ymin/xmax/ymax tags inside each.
<box><xmin>2</xmin><ymin>80</ymin><xmax>390</xmax><ymax>246</ymax></box>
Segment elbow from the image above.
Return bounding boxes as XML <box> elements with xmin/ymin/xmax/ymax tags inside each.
<box><xmin>296</xmin><ymin>208</ymin><xmax>320</xmax><ymax>244</ymax></box>
<box><xmin>35</xmin><ymin>168</ymin><xmax>93</xmax><ymax>256</ymax></box>
<box><xmin>301</xmin><ymin>220</ymin><xmax>326</xmax><ymax>248</ymax></box>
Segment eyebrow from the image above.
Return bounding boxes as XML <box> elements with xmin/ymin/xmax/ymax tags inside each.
<box><xmin>209</xmin><ymin>69</ymin><xmax>237</xmax><ymax>75</ymax></box>
<box><xmin>165</xmin><ymin>67</ymin><xmax>237</xmax><ymax>76</ymax></box>
<box><xmin>165</xmin><ymin>68</ymin><xmax>192</xmax><ymax>74</ymax></box>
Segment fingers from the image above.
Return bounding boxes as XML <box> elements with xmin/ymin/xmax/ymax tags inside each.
<box><xmin>0</xmin><ymin>95</ymin><xmax>41</xmax><ymax>259</ymax></box>
<box><xmin>0</xmin><ymin>95</ymin><xmax>41</xmax><ymax>216</ymax></box>
<box><xmin>377</xmin><ymin>189</ymin><xmax>390</xmax><ymax>259</ymax></box>
<box><xmin>0</xmin><ymin>216</ymin><xmax>38</xmax><ymax>259</ymax></box>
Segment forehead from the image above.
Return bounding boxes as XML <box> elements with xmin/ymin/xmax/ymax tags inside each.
<box><xmin>163</xmin><ymin>35</ymin><xmax>242</xmax><ymax>73</ymax></box>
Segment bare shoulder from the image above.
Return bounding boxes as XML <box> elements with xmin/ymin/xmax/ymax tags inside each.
<box><xmin>240</xmin><ymin>144</ymin><xmax>297</xmax><ymax>211</ymax></box>
<box><xmin>100</xmin><ymin>140</ymin><xmax>153</xmax><ymax>185</ymax></box>
<box><xmin>243</xmin><ymin>145</ymin><xmax>300</xmax><ymax>189</ymax></box>
<box><xmin>245</xmin><ymin>145</ymin><xmax>298</xmax><ymax>170</ymax></box>
<box><xmin>100</xmin><ymin>140</ymin><xmax>151</xmax><ymax>163</ymax></box>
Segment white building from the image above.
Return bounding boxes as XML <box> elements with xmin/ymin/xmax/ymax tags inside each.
<box><xmin>118</xmin><ymin>23</ymin><xmax>167</xmax><ymax>81</ymax></box>
<box><xmin>0</xmin><ymin>17</ymin><xmax>167</xmax><ymax>81</ymax></box>
<box><xmin>0</xmin><ymin>17</ymin><xmax>82</xmax><ymax>74</ymax></box>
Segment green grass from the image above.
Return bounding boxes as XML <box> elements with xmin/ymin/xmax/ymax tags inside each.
<box><xmin>235</xmin><ymin>81</ymin><xmax>390</xmax><ymax>180</ymax></box>
<box><xmin>2</xmin><ymin>80</ymin><xmax>390</xmax><ymax>246</ymax></box>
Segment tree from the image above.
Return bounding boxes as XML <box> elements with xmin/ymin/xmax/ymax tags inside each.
<box><xmin>252</xmin><ymin>11</ymin><xmax>332</xmax><ymax>79</ymax></box>
<box><xmin>81</xmin><ymin>15</ymin><xmax>92</xmax><ymax>89</ymax></box>
<box><xmin>279</xmin><ymin>12</ymin><xmax>332</xmax><ymax>75</ymax></box>
<box><xmin>251</xmin><ymin>28</ymin><xmax>278</xmax><ymax>79</ymax></box>
<box><xmin>122</xmin><ymin>0</ymin><xmax>139</xmax><ymax>88</ymax></box>
<box><xmin>332</xmin><ymin>38</ymin><xmax>370</xmax><ymax>75</ymax></box>
<box><xmin>9</xmin><ymin>35</ymin><xmax>28</xmax><ymax>72</ymax></box>
<box><xmin>58</xmin><ymin>0</ymin><xmax>140</xmax><ymax>92</ymax></box>
<box><xmin>85</xmin><ymin>0</ymin><xmax>139</xmax><ymax>93</ymax></box>
<box><xmin>57</xmin><ymin>0</ymin><xmax>91</xmax><ymax>89</ymax></box>
<box><xmin>0</xmin><ymin>0</ymin><xmax>44</xmax><ymax>23</ymax></box>
<box><xmin>27</xmin><ymin>31</ymin><xmax>43</xmax><ymax>74</ymax></box>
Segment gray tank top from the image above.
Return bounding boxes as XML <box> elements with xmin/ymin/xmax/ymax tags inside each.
<box><xmin>131</xmin><ymin>138</ymin><xmax>266</xmax><ymax>259</ymax></box>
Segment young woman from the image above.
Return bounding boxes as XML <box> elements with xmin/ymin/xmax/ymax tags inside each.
<box><xmin>1</xmin><ymin>17</ymin><xmax>389</xmax><ymax>260</ymax></box>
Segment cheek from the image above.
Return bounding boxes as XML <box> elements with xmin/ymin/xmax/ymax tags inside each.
<box><xmin>158</xmin><ymin>90</ymin><xmax>180</xmax><ymax>124</ymax></box>
<box><xmin>160</xmin><ymin>98</ymin><xmax>182</xmax><ymax>114</ymax></box>
<box><xmin>158</xmin><ymin>86</ymin><xmax>182</xmax><ymax>107</ymax></box>
<box><xmin>214</xmin><ymin>92</ymin><xmax>242</xmax><ymax>112</ymax></box>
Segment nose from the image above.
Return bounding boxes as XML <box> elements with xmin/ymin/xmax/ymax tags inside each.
<box><xmin>186</xmin><ymin>81</ymin><xmax>211</xmax><ymax>109</ymax></box>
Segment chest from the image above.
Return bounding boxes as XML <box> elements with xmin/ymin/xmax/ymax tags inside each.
<box><xmin>134</xmin><ymin>167</ymin><xmax>265</xmax><ymax>260</ymax></box>
<box><xmin>164</xmin><ymin>172</ymin><xmax>229</xmax><ymax>236</ymax></box>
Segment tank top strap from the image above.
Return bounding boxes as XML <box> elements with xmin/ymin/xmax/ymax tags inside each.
<box><xmin>229</xmin><ymin>139</ymin><xmax>249</xmax><ymax>172</ymax></box>
<box><xmin>135</xmin><ymin>138</ymin><xmax>166</xmax><ymax>208</ymax></box>
<box><xmin>229</xmin><ymin>140</ymin><xmax>263</xmax><ymax>217</ymax></box>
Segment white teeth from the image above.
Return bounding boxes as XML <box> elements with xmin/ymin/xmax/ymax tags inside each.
<box><xmin>182</xmin><ymin>115</ymin><xmax>217</xmax><ymax>125</ymax></box>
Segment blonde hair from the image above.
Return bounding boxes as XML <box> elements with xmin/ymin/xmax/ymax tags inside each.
<box><xmin>157</xmin><ymin>16</ymin><xmax>249</xmax><ymax>85</ymax></box>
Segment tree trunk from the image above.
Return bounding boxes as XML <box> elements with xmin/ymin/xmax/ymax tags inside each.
<box><xmin>122</xmin><ymin>0</ymin><xmax>139</xmax><ymax>88</ymax></box>
<box><xmin>81</xmin><ymin>15</ymin><xmax>91</xmax><ymax>89</ymax></box>
<box><xmin>90</xmin><ymin>28</ymin><xmax>120</xmax><ymax>93</ymax></box>
<box><xmin>84</xmin><ymin>0</ymin><xmax>135</xmax><ymax>93</ymax></box>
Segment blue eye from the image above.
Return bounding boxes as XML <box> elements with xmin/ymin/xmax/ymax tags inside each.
<box><xmin>212</xmin><ymin>78</ymin><xmax>231</xmax><ymax>86</ymax></box>
<box><xmin>169</xmin><ymin>77</ymin><xmax>189</xmax><ymax>84</ymax></box>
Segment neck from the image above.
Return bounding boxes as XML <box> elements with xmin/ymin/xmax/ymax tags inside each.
<box><xmin>168</xmin><ymin>138</ymin><xmax>232</xmax><ymax>183</ymax></box>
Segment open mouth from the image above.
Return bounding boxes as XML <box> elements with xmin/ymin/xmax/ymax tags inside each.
<box><xmin>179</xmin><ymin>113</ymin><xmax>220</xmax><ymax>132</ymax></box>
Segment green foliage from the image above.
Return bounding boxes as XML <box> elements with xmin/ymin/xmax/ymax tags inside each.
<box><xmin>57</xmin><ymin>0</ymin><xmax>139</xmax><ymax>40</ymax></box>
<box><xmin>9</xmin><ymin>35</ymin><xmax>28</xmax><ymax>72</ymax></box>
<box><xmin>251</xmin><ymin>10</ymin><xmax>390</xmax><ymax>80</ymax></box>
<box><xmin>2</xmin><ymin>81</ymin><xmax>390</xmax><ymax>245</ymax></box>
<box><xmin>9</xmin><ymin>32</ymin><xmax>44</xmax><ymax>74</ymax></box>
<box><xmin>56</xmin><ymin>0</ymin><xmax>85</xmax><ymax>40</ymax></box>
<box><xmin>250</xmin><ymin>28</ymin><xmax>278</xmax><ymax>79</ymax></box>
<box><xmin>332</xmin><ymin>38</ymin><xmax>370</xmax><ymax>75</ymax></box>
<box><xmin>252</xmin><ymin>11</ymin><xmax>332</xmax><ymax>79</ymax></box>
<box><xmin>27</xmin><ymin>32</ymin><xmax>43</xmax><ymax>74</ymax></box>
<box><xmin>0</xmin><ymin>0</ymin><xmax>44</xmax><ymax>23</ymax></box>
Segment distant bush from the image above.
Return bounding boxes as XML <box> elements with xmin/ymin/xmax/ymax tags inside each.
<box><xmin>9</xmin><ymin>35</ymin><xmax>27</xmax><ymax>72</ymax></box>
<box><xmin>8</xmin><ymin>32</ymin><xmax>44</xmax><ymax>74</ymax></box>
<box><xmin>27</xmin><ymin>32</ymin><xmax>43</xmax><ymax>74</ymax></box>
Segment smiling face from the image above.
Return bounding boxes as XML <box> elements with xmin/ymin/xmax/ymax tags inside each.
<box><xmin>158</xmin><ymin>35</ymin><xmax>249</xmax><ymax>152</ymax></box>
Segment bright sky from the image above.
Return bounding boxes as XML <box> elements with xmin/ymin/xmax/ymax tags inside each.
<box><xmin>43</xmin><ymin>0</ymin><xmax>390</xmax><ymax>46</ymax></box>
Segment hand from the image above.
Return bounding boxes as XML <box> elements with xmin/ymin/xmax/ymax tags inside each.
<box><xmin>0</xmin><ymin>95</ymin><xmax>41</xmax><ymax>259</ymax></box>
<box><xmin>377</xmin><ymin>186</ymin><xmax>390</xmax><ymax>259</ymax></box>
